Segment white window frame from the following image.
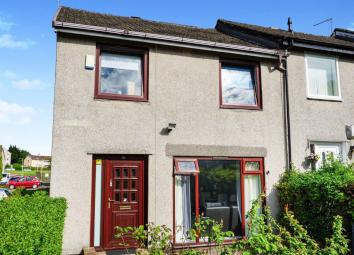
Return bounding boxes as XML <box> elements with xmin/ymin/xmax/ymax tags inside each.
<box><xmin>305</xmin><ymin>53</ymin><xmax>342</xmax><ymax>101</ymax></box>
<box><xmin>313</xmin><ymin>142</ymin><xmax>343</xmax><ymax>168</ymax></box>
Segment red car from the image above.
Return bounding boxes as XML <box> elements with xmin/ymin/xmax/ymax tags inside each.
<box><xmin>8</xmin><ymin>176</ymin><xmax>41</xmax><ymax>189</ymax></box>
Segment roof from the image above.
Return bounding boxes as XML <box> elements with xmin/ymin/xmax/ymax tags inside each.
<box><xmin>54</xmin><ymin>7</ymin><xmax>257</xmax><ymax>48</ymax></box>
<box><xmin>216</xmin><ymin>19</ymin><xmax>354</xmax><ymax>50</ymax></box>
<box><xmin>28</xmin><ymin>155</ymin><xmax>51</xmax><ymax>161</ymax></box>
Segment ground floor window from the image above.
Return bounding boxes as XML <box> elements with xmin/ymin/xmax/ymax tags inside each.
<box><xmin>174</xmin><ymin>157</ymin><xmax>264</xmax><ymax>243</ymax></box>
<box><xmin>311</xmin><ymin>142</ymin><xmax>343</xmax><ymax>169</ymax></box>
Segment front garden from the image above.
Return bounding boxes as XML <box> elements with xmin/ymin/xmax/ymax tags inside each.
<box><xmin>117</xmin><ymin>158</ymin><xmax>353</xmax><ymax>255</ymax></box>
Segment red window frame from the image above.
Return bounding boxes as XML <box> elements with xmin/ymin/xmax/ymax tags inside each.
<box><xmin>172</xmin><ymin>157</ymin><xmax>265</xmax><ymax>247</ymax></box>
<box><xmin>219</xmin><ymin>59</ymin><xmax>262</xmax><ymax>110</ymax></box>
<box><xmin>174</xmin><ymin>158</ymin><xmax>200</xmax><ymax>175</ymax></box>
<box><xmin>95</xmin><ymin>44</ymin><xmax>149</xmax><ymax>102</ymax></box>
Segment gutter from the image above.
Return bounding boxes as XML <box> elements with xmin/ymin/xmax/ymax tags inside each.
<box><xmin>52</xmin><ymin>21</ymin><xmax>282</xmax><ymax>59</ymax></box>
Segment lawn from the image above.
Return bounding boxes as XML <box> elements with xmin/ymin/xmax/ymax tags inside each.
<box><xmin>4</xmin><ymin>169</ymin><xmax>51</xmax><ymax>182</ymax></box>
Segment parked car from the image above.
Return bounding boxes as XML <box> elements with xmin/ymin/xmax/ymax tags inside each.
<box><xmin>8</xmin><ymin>176</ymin><xmax>41</xmax><ymax>189</ymax></box>
<box><xmin>0</xmin><ymin>188</ymin><xmax>11</xmax><ymax>199</ymax></box>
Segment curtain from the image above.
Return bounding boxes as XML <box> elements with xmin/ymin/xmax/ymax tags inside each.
<box><xmin>244</xmin><ymin>175</ymin><xmax>261</xmax><ymax>235</ymax></box>
<box><xmin>175</xmin><ymin>175</ymin><xmax>191</xmax><ymax>242</ymax></box>
<box><xmin>307</xmin><ymin>55</ymin><xmax>338</xmax><ymax>97</ymax></box>
<box><xmin>236</xmin><ymin>169</ymin><xmax>242</xmax><ymax>224</ymax></box>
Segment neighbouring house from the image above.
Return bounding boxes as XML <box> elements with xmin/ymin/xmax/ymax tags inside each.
<box><xmin>0</xmin><ymin>146</ymin><xmax>11</xmax><ymax>171</ymax></box>
<box><xmin>24</xmin><ymin>155</ymin><xmax>51</xmax><ymax>168</ymax></box>
<box><xmin>50</xmin><ymin>7</ymin><xmax>354</xmax><ymax>254</ymax></box>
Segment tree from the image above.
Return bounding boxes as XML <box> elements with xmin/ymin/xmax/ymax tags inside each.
<box><xmin>8</xmin><ymin>145</ymin><xmax>30</xmax><ymax>164</ymax></box>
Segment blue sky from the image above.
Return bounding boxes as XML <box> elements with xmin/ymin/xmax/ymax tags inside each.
<box><xmin>0</xmin><ymin>0</ymin><xmax>353</xmax><ymax>155</ymax></box>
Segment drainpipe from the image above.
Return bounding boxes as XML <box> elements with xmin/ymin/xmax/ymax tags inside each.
<box><xmin>277</xmin><ymin>51</ymin><xmax>292</xmax><ymax>169</ymax></box>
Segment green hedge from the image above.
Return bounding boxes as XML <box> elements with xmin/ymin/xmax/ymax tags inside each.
<box><xmin>0</xmin><ymin>192</ymin><xmax>67</xmax><ymax>255</ymax></box>
<box><xmin>277</xmin><ymin>159</ymin><xmax>354</xmax><ymax>245</ymax></box>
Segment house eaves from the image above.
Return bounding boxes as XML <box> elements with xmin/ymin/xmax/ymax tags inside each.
<box><xmin>52</xmin><ymin>7</ymin><xmax>282</xmax><ymax>60</ymax></box>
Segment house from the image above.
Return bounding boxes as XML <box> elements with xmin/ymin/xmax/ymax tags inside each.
<box><xmin>215</xmin><ymin>20</ymin><xmax>354</xmax><ymax>169</ymax></box>
<box><xmin>0</xmin><ymin>146</ymin><xmax>11</xmax><ymax>171</ymax></box>
<box><xmin>50</xmin><ymin>7</ymin><xmax>354</xmax><ymax>254</ymax></box>
<box><xmin>24</xmin><ymin>155</ymin><xmax>51</xmax><ymax>168</ymax></box>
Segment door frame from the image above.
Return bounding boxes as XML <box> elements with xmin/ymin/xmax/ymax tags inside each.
<box><xmin>90</xmin><ymin>155</ymin><xmax>148</xmax><ymax>251</ymax></box>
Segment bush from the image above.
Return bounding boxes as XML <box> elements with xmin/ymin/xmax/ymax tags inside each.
<box><xmin>277</xmin><ymin>158</ymin><xmax>354</xmax><ymax>244</ymax></box>
<box><xmin>235</xmin><ymin>197</ymin><xmax>349</xmax><ymax>255</ymax></box>
<box><xmin>0</xmin><ymin>192</ymin><xmax>67</xmax><ymax>255</ymax></box>
<box><xmin>12</xmin><ymin>163</ymin><xmax>22</xmax><ymax>171</ymax></box>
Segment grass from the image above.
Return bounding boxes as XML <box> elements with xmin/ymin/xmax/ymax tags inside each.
<box><xmin>5</xmin><ymin>169</ymin><xmax>50</xmax><ymax>176</ymax></box>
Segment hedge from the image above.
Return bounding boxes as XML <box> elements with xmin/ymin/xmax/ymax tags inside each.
<box><xmin>0</xmin><ymin>192</ymin><xmax>67</xmax><ymax>255</ymax></box>
<box><xmin>277</xmin><ymin>159</ymin><xmax>354</xmax><ymax>245</ymax></box>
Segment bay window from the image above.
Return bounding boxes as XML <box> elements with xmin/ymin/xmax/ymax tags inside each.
<box><xmin>305</xmin><ymin>54</ymin><xmax>341</xmax><ymax>100</ymax></box>
<box><xmin>174</xmin><ymin>157</ymin><xmax>264</xmax><ymax>244</ymax></box>
<box><xmin>95</xmin><ymin>45</ymin><xmax>148</xmax><ymax>101</ymax></box>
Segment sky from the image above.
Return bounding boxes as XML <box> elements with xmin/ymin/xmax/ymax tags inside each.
<box><xmin>0</xmin><ymin>0</ymin><xmax>353</xmax><ymax>155</ymax></box>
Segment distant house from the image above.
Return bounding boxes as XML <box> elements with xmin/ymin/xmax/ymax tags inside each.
<box><xmin>0</xmin><ymin>146</ymin><xmax>11</xmax><ymax>171</ymax></box>
<box><xmin>24</xmin><ymin>155</ymin><xmax>51</xmax><ymax>168</ymax></box>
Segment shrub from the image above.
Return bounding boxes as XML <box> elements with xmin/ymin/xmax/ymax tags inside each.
<box><xmin>12</xmin><ymin>163</ymin><xmax>22</xmax><ymax>171</ymax></box>
<box><xmin>0</xmin><ymin>192</ymin><xmax>67</xmax><ymax>255</ymax></box>
<box><xmin>116</xmin><ymin>223</ymin><xmax>172</xmax><ymax>255</ymax></box>
<box><xmin>234</xmin><ymin>197</ymin><xmax>349</xmax><ymax>255</ymax></box>
<box><xmin>277</xmin><ymin>158</ymin><xmax>354</xmax><ymax>244</ymax></box>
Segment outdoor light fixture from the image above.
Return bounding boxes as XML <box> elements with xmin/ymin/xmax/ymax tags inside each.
<box><xmin>167</xmin><ymin>123</ymin><xmax>176</xmax><ymax>133</ymax></box>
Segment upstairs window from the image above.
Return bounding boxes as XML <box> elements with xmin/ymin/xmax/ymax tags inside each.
<box><xmin>220</xmin><ymin>60</ymin><xmax>261</xmax><ymax>109</ymax></box>
<box><xmin>305</xmin><ymin>54</ymin><xmax>341</xmax><ymax>100</ymax></box>
<box><xmin>95</xmin><ymin>45</ymin><xmax>148</xmax><ymax>101</ymax></box>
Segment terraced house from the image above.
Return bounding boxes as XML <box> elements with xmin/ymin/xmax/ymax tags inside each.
<box><xmin>50</xmin><ymin>6</ymin><xmax>354</xmax><ymax>254</ymax></box>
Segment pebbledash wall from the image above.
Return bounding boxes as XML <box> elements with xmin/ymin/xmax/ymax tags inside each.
<box><xmin>287</xmin><ymin>51</ymin><xmax>354</xmax><ymax>169</ymax></box>
<box><xmin>51</xmin><ymin>34</ymin><xmax>287</xmax><ymax>254</ymax></box>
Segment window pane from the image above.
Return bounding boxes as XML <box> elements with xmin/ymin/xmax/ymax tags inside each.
<box><xmin>307</xmin><ymin>55</ymin><xmax>339</xmax><ymax>97</ymax></box>
<box><xmin>175</xmin><ymin>175</ymin><xmax>195</xmax><ymax>242</ymax></box>
<box><xmin>100</xmin><ymin>52</ymin><xmax>143</xmax><ymax>96</ymax></box>
<box><xmin>221</xmin><ymin>65</ymin><xmax>257</xmax><ymax>106</ymax></box>
<box><xmin>198</xmin><ymin>160</ymin><xmax>242</xmax><ymax>236</ymax></box>
<box><xmin>314</xmin><ymin>142</ymin><xmax>342</xmax><ymax>168</ymax></box>
<box><xmin>245</xmin><ymin>161</ymin><xmax>260</xmax><ymax>172</ymax></box>
<box><xmin>244</xmin><ymin>175</ymin><xmax>261</xmax><ymax>235</ymax></box>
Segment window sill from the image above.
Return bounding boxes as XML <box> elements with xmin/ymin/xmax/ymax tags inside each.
<box><xmin>173</xmin><ymin>237</ymin><xmax>242</xmax><ymax>249</ymax></box>
<box><xmin>306</xmin><ymin>96</ymin><xmax>343</xmax><ymax>102</ymax></box>
<box><xmin>220</xmin><ymin>104</ymin><xmax>262</xmax><ymax>110</ymax></box>
<box><xmin>94</xmin><ymin>94</ymin><xmax>148</xmax><ymax>102</ymax></box>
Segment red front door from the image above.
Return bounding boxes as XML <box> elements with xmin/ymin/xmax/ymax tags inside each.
<box><xmin>102</xmin><ymin>160</ymin><xmax>145</xmax><ymax>250</ymax></box>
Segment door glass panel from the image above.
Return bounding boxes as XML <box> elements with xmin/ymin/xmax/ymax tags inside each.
<box><xmin>123</xmin><ymin>192</ymin><xmax>128</xmax><ymax>202</ymax></box>
<box><xmin>131</xmin><ymin>180</ymin><xmax>136</xmax><ymax>189</ymax></box>
<box><xmin>123</xmin><ymin>169</ymin><xmax>128</xmax><ymax>177</ymax></box>
<box><xmin>131</xmin><ymin>192</ymin><xmax>136</xmax><ymax>202</ymax></box>
<box><xmin>123</xmin><ymin>180</ymin><xmax>128</xmax><ymax>189</ymax></box>
<box><xmin>116</xmin><ymin>180</ymin><xmax>121</xmax><ymax>190</ymax></box>
<box><xmin>116</xmin><ymin>168</ymin><xmax>121</xmax><ymax>177</ymax></box>
<box><xmin>131</xmin><ymin>168</ymin><xmax>136</xmax><ymax>177</ymax></box>
<box><xmin>115</xmin><ymin>192</ymin><xmax>120</xmax><ymax>202</ymax></box>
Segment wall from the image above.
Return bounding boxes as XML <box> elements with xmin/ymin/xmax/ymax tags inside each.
<box><xmin>51</xmin><ymin>34</ymin><xmax>286</xmax><ymax>254</ymax></box>
<box><xmin>287</xmin><ymin>51</ymin><xmax>354</xmax><ymax>169</ymax></box>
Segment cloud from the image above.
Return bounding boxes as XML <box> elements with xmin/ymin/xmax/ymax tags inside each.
<box><xmin>0</xmin><ymin>16</ymin><xmax>13</xmax><ymax>31</ymax></box>
<box><xmin>348</xmin><ymin>23</ymin><xmax>354</xmax><ymax>31</ymax></box>
<box><xmin>2</xmin><ymin>70</ymin><xmax>17</xmax><ymax>79</ymax></box>
<box><xmin>12</xmin><ymin>79</ymin><xmax>45</xmax><ymax>89</ymax></box>
<box><xmin>0</xmin><ymin>100</ymin><xmax>34</xmax><ymax>124</ymax></box>
<box><xmin>0</xmin><ymin>34</ymin><xmax>35</xmax><ymax>49</ymax></box>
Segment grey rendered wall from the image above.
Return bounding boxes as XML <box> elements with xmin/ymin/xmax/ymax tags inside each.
<box><xmin>51</xmin><ymin>35</ymin><xmax>286</xmax><ymax>254</ymax></box>
<box><xmin>287</xmin><ymin>52</ymin><xmax>354</xmax><ymax>169</ymax></box>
